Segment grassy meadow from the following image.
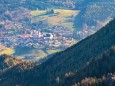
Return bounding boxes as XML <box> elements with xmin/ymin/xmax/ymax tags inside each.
<box><xmin>30</xmin><ymin>9</ymin><xmax>79</xmax><ymax>31</ymax></box>
<box><xmin>14</xmin><ymin>47</ymin><xmax>61</xmax><ymax>61</ymax></box>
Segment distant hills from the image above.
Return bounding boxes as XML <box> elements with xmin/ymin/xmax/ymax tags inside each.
<box><xmin>75</xmin><ymin>0</ymin><xmax>115</xmax><ymax>9</ymax></box>
<box><xmin>74</xmin><ymin>0</ymin><xmax>115</xmax><ymax>30</ymax></box>
<box><xmin>0</xmin><ymin>0</ymin><xmax>114</xmax><ymax>32</ymax></box>
<box><xmin>0</xmin><ymin>0</ymin><xmax>50</xmax><ymax>13</ymax></box>
<box><xmin>0</xmin><ymin>18</ymin><xmax>115</xmax><ymax>86</ymax></box>
<box><xmin>0</xmin><ymin>0</ymin><xmax>76</xmax><ymax>13</ymax></box>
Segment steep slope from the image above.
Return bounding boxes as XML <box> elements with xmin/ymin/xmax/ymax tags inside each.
<box><xmin>0</xmin><ymin>55</ymin><xmax>36</xmax><ymax>86</ymax></box>
<box><xmin>65</xmin><ymin>46</ymin><xmax>115</xmax><ymax>86</ymax></box>
<box><xmin>0</xmin><ymin>19</ymin><xmax>115</xmax><ymax>86</ymax></box>
<box><xmin>73</xmin><ymin>73</ymin><xmax>115</xmax><ymax>86</ymax></box>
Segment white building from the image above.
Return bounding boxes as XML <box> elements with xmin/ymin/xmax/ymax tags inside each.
<box><xmin>44</xmin><ymin>33</ymin><xmax>53</xmax><ymax>39</ymax></box>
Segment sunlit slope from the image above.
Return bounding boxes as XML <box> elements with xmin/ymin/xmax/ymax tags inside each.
<box><xmin>30</xmin><ymin>9</ymin><xmax>79</xmax><ymax>31</ymax></box>
<box><xmin>0</xmin><ymin>44</ymin><xmax>14</xmax><ymax>55</ymax></box>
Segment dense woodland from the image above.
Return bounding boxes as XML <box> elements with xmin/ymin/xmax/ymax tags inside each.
<box><xmin>0</xmin><ymin>19</ymin><xmax>115</xmax><ymax>86</ymax></box>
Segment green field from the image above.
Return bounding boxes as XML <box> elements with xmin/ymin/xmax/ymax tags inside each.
<box><xmin>47</xmin><ymin>49</ymin><xmax>61</xmax><ymax>54</ymax></box>
<box><xmin>30</xmin><ymin>9</ymin><xmax>79</xmax><ymax>31</ymax></box>
<box><xmin>14</xmin><ymin>47</ymin><xmax>47</xmax><ymax>59</ymax></box>
<box><xmin>14</xmin><ymin>47</ymin><xmax>61</xmax><ymax>61</ymax></box>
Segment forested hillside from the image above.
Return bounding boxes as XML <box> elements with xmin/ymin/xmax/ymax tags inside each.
<box><xmin>75</xmin><ymin>0</ymin><xmax>115</xmax><ymax>9</ymax></box>
<box><xmin>0</xmin><ymin>54</ymin><xmax>35</xmax><ymax>73</ymax></box>
<box><xmin>67</xmin><ymin>46</ymin><xmax>115</xmax><ymax>86</ymax></box>
<box><xmin>0</xmin><ymin>19</ymin><xmax>115</xmax><ymax>86</ymax></box>
<box><xmin>0</xmin><ymin>0</ymin><xmax>50</xmax><ymax>13</ymax></box>
<box><xmin>0</xmin><ymin>0</ymin><xmax>114</xmax><ymax>31</ymax></box>
<box><xmin>0</xmin><ymin>0</ymin><xmax>76</xmax><ymax>13</ymax></box>
<box><xmin>0</xmin><ymin>54</ymin><xmax>21</xmax><ymax>72</ymax></box>
<box><xmin>74</xmin><ymin>0</ymin><xmax>115</xmax><ymax>30</ymax></box>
